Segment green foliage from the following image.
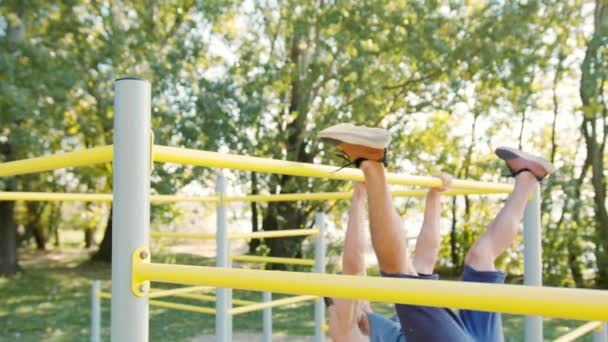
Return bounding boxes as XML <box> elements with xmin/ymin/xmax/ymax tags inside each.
<box><xmin>1</xmin><ymin>0</ymin><xmax>606</xmax><ymax>286</ymax></box>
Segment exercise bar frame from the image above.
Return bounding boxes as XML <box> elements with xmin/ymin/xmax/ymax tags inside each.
<box><xmin>109</xmin><ymin>78</ymin><xmax>607</xmax><ymax>342</ymax></box>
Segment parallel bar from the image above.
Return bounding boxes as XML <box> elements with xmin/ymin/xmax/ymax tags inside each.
<box><xmin>228</xmin><ymin>229</ymin><xmax>319</xmax><ymax>240</ymax></box>
<box><xmin>554</xmin><ymin>321</ymin><xmax>602</xmax><ymax>342</ymax></box>
<box><xmin>149</xmin><ymin>299</ymin><xmax>216</xmax><ymax>315</ymax></box>
<box><xmin>149</xmin><ymin>285</ymin><xmax>213</xmax><ymax>298</ymax></box>
<box><xmin>172</xmin><ymin>293</ymin><xmax>257</xmax><ymax>306</ymax></box>
<box><xmin>230</xmin><ymin>255</ymin><xmax>315</xmax><ymax>266</ymax></box>
<box><xmin>0</xmin><ymin>188</ymin><xmax>505</xmax><ymax>203</ymax></box>
<box><xmin>0</xmin><ymin>191</ymin><xmax>218</xmax><ymax>203</ymax></box>
<box><xmin>96</xmin><ymin>290</ymin><xmax>256</xmax><ymax>306</ymax></box>
<box><xmin>134</xmin><ymin>263</ymin><xmax>608</xmax><ymax>321</ymax></box>
<box><xmin>153</xmin><ymin>145</ymin><xmax>513</xmax><ymax>192</ymax></box>
<box><xmin>230</xmin><ymin>295</ymin><xmax>318</xmax><ymax>315</ymax></box>
<box><xmin>0</xmin><ymin>145</ymin><xmax>113</xmax><ymax>178</ymax></box>
<box><xmin>111</xmin><ymin>78</ymin><xmax>151</xmax><ymax>342</ymax></box>
<box><xmin>224</xmin><ymin>189</ymin><xmax>502</xmax><ymax>203</ymax></box>
<box><xmin>91</xmin><ymin>281</ymin><xmax>101</xmax><ymax>342</ymax></box>
<box><xmin>524</xmin><ymin>184</ymin><xmax>543</xmax><ymax>342</ymax></box>
<box><xmin>98</xmin><ymin>292</ymin><xmax>112</xmax><ymax>300</ymax></box>
<box><xmin>150</xmin><ymin>232</ymin><xmax>216</xmax><ymax>240</ymax></box>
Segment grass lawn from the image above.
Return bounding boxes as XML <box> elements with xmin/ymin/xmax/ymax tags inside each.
<box><xmin>0</xmin><ymin>247</ymin><xmax>597</xmax><ymax>341</ymax></box>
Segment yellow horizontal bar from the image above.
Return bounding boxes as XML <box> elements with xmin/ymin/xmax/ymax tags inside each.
<box><xmin>0</xmin><ymin>145</ymin><xmax>113</xmax><ymax>178</ymax></box>
<box><xmin>230</xmin><ymin>295</ymin><xmax>318</xmax><ymax>315</ymax></box>
<box><xmin>0</xmin><ymin>191</ymin><xmax>219</xmax><ymax>203</ymax></box>
<box><xmin>149</xmin><ymin>299</ymin><xmax>216</xmax><ymax>315</ymax></box>
<box><xmin>173</xmin><ymin>293</ymin><xmax>257</xmax><ymax>306</ymax></box>
<box><xmin>135</xmin><ymin>263</ymin><xmax>608</xmax><ymax>322</ymax></box>
<box><xmin>149</xmin><ymin>285</ymin><xmax>213</xmax><ymax>298</ymax></box>
<box><xmin>150</xmin><ymin>232</ymin><xmax>216</xmax><ymax>240</ymax></box>
<box><xmin>230</xmin><ymin>255</ymin><xmax>315</xmax><ymax>266</ymax></box>
<box><xmin>153</xmin><ymin>145</ymin><xmax>513</xmax><ymax>193</ymax></box>
<box><xmin>227</xmin><ymin>189</ymin><xmax>504</xmax><ymax>203</ymax></box>
<box><xmin>97</xmin><ymin>291</ymin><xmax>112</xmax><ymax>299</ymax></box>
<box><xmin>553</xmin><ymin>321</ymin><xmax>603</xmax><ymax>342</ymax></box>
<box><xmin>0</xmin><ymin>187</ymin><xmax>505</xmax><ymax>204</ymax></box>
<box><xmin>229</xmin><ymin>229</ymin><xmax>319</xmax><ymax>240</ymax></box>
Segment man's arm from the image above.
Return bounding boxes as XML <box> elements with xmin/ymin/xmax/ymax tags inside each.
<box><xmin>414</xmin><ymin>173</ymin><xmax>452</xmax><ymax>275</ymax></box>
<box><xmin>342</xmin><ymin>182</ymin><xmax>367</xmax><ymax>276</ymax></box>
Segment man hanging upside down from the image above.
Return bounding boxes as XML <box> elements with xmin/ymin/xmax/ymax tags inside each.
<box><xmin>318</xmin><ymin>123</ymin><xmax>555</xmax><ymax>342</ymax></box>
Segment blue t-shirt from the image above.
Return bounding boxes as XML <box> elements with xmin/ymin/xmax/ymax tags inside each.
<box><xmin>367</xmin><ymin>312</ymin><xmax>405</xmax><ymax>342</ymax></box>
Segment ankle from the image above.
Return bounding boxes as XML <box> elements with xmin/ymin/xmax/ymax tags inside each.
<box><xmin>360</xmin><ymin>160</ymin><xmax>384</xmax><ymax>173</ymax></box>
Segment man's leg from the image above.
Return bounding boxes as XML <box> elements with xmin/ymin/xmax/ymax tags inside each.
<box><xmin>460</xmin><ymin>147</ymin><xmax>554</xmax><ymax>342</ymax></box>
<box><xmin>360</xmin><ymin>161</ymin><xmax>415</xmax><ymax>275</ymax></box>
<box><xmin>464</xmin><ymin>171</ymin><xmax>537</xmax><ymax>271</ymax></box>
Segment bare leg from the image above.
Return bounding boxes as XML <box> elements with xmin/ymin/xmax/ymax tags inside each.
<box><xmin>414</xmin><ymin>192</ymin><xmax>442</xmax><ymax>274</ymax></box>
<box><xmin>465</xmin><ymin>172</ymin><xmax>538</xmax><ymax>271</ymax></box>
<box><xmin>360</xmin><ymin>161</ymin><xmax>415</xmax><ymax>275</ymax></box>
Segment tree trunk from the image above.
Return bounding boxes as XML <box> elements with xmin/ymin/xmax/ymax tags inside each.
<box><xmin>0</xmin><ymin>200</ymin><xmax>20</xmax><ymax>276</ymax></box>
<box><xmin>450</xmin><ymin>197</ymin><xmax>460</xmax><ymax>268</ymax></box>
<box><xmin>84</xmin><ymin>229</ymin><xmax>95</xmax><ymax>249</ymax></box>
<box><xmin>249</xmin><ymin>172</ymin><xmax>261</xmax><ymax>253</ymax></box>
<box><xmin>92</xmin><ymin>207</ymin><xmax>112</xmax><ymax>262</ymax></box>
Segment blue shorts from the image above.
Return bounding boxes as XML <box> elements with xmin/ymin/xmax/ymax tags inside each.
<box><xmin>383</xmin><ymin>265</ymin><xmax>506</xmax><ymax>342</ymax></box>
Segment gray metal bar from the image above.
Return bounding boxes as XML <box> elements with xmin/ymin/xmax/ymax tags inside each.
<box><xmin>215</xmin><ymin>174</ymin><xmax>229</xmax><ymax>342</ymax></box>
<box><xmin>111</xmin><ymin>78</ymin><xmax>151</xmax><ymax>342</ymax></box>
<box><xmin>593</xmin><ymin>323</ymin><xmax>608</xmax><ymax>342</ymax></box>
<box><xmin>314</xmin><ymin>212</ymin><xmax>326</xmax><ymax>342</ymax></box>
<box><xmin>262</xmin><ymin>291</ymin><xmax>272</xmax><ymax>342</ymax></box>
<box><xmin>523</xmin><ymin>184</ymin><xmax>543</xmax><ymax>342</ymax></box>
<box><xmin>91</xmin><ymin>280</ymin><xmax>101</xmax><ymax>342</ymax></box>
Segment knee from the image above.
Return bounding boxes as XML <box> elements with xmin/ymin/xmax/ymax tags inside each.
<box><xmin>464</xmin><ymin>241</ymin><xmax>496</xmax><ymax>272</ymax></box>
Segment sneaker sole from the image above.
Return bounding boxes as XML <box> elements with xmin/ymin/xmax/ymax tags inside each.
<box><xmin>319</xmin><ymin>124</ymin><xmax>391</xmax><ymax>149</ymax></box>
<box><xmin>495</xmin><ymin>147</ymin><xmax>556</xmax><ymax>174</ymax></box>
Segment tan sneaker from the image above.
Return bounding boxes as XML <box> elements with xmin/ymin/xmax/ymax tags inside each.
<box><xmin>495</xmin><ymin>147</ymin><xmax>555</xmax><ymax>181</ymax></box>
<box><xmin>319</xmin><ymin>123</ymin><xmax>390</xmax><ymax>168</ymax></box>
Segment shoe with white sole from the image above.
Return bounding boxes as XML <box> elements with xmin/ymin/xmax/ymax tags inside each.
<box><xmin>495</xmin><ymin>147</ymin><xmax>555</xmax><ymax>181</ymax></box>
<box><xmin>319</xmin><ymin>123</ymin><xmax>391</xmax><ymax>168</ymax></box>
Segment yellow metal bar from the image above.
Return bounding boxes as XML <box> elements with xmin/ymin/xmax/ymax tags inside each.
<box><xmin>0</xmin><ymin>191</ymin><xmax>219</xmax><ymax>203</ymax></box>
<box><xmin>97</xmin><ymin>291</ymin><xmax>112</xmax><ymax>299</ymax></box>
<box><xmin>134</xmin><ymin>262</ymin><xmax>608</xmax><ymax>322</ymax></box>
<box><xmin>0</xmin><ymin>145</ymin><xmax>113</xmax><ymax>177</ymax></box>
<box><xmin>230</xmin><ymin>255</ymin><xmax>315</xmax><ymax>266</ymax></box>
<box><xmin>553</xmin><ymin>321</ymin><xmax>603</xmax><ymax>342</ymax></box>
<box><xmin>230</xmin><ymin>295</ymin><xmax>318</xmax><ymax>315</ymax></box>
<box><xmin>229</xmin><ymin>229</ymin><xmax>319</xmax><ymax>240</ymax></box>
<box><xmin>173</xmin><ymin>293</ymin><xmax>257</xmax><ymax>306</ymax></box>
<box><xmin>0</xmin><ymin>191</ymin><xmax>113</xmax><ymax>202</ymax></box>
<box><xmin>0</xmin><ymin>188</ymin><xmax>503</xmax><ymax>203</ymax></box>
<box><xmin>148</xmin><ymin>285</ymin><xmax>213</xmax><ymax>298</ymax></box>
<box><xmin>153</xmin><ymin>145</ymin><xmax>513</xmax><ymax>192</ymax></box>
<box><xmin>150</xmin><ymin>232</ymin><xmax>216</xmax><ymax>240</ymax></box>
<box><xmin>149</xmin><ymin>299</ymin><xmax>216</xmax><ymax>315</ymax></box>
<box><xmin>226</xmin><ymin>189</ymin><xmax>503</xmax><ymax>203</ymax></box>
<box><xmin>150</xmin><ymin>195</ymin><xmax>219</xmax><ymax>203</ymax></box>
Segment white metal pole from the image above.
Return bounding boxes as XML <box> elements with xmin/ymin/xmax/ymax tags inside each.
<box><xmin>593</xmin><ymin>323</ymin><xmax>608</xmax><ymax>342</ymax></box>
<box><xmin>215</xmin><ymin>174</ymin><xmax>229</xmax><ymax>342</ymax></box>
<box><xmin>314</xmin><ymin>212</ymin><xmax>326</xmax><ymax>342</ymax></box>
<box><xmin>111</xmin><ymin>77</ymin><xmax>151</xmax><ymax>342</ymax></box>
<box><xmin>262</xmin><ymin>291</ymin><xmax>272</xmax><ymax>342</ymax></box>
<box><xmin>523</xmin><ymin>184</ymin><xmax>543</xmax><ymax>342</ymax></box>
<box><xmin>91</xmin><ymin>280</ymin><xmax>101</xmax><ymax>342</ymax></box>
